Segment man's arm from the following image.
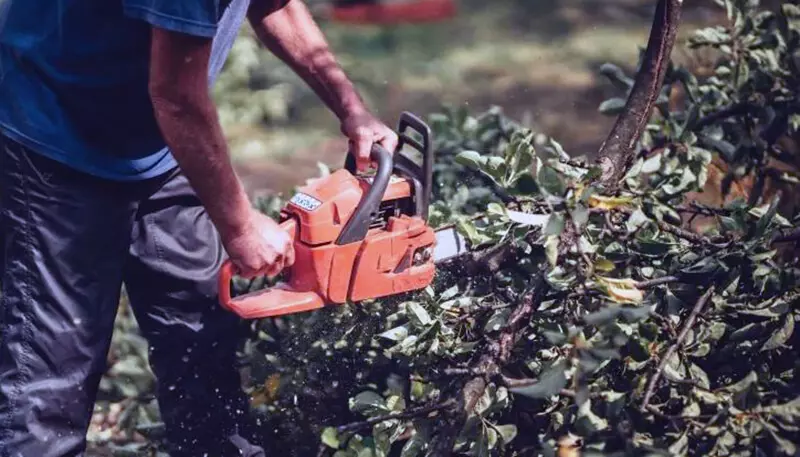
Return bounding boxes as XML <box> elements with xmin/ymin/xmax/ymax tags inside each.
<box><xmin>247</xmin><ymin>0</ymin><xmax>398</xmax><ymax>168</ymax></box>
<box><xmin>247</xmin><ymin>0</ymin><xmax>364</xmax><ymax>119</ymax></box>
<box><xmin>148</xmin><ymin>27</ymin><xmax>293</xmax><ymax>277</ymax></box>
<box><xmin>148</xmin><ymin>28</ymin><xmax>251</xmax><ymax>242</ymax></box>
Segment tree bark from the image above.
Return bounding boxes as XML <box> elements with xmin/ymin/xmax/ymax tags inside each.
<box><xmin>596</xmin><ymin>0</ymin><xmax>684</xmax><ymax>188</ymax></box>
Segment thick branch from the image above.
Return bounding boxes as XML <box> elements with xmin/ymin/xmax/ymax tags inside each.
<box><xmin>596</xmin><ymin>0</ymin><xmax>683</xmax><ymax>187</ymax></box>
<box><xmin>772</xmin><ymin>226</ymin><xmax>800</xmax><ymax>244</ymax></box>
<box><xmin>429</xmin><ymin>276</ymin><xmax>549</xmax><ymax>456</ymax></box>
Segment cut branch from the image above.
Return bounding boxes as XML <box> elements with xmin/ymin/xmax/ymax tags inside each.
<box><xmin>428</xmin><ymin>275</ymin><xmax>549</xmax><ymax>456</ymax></box>
<box><xmin>596</xmin><ymin>0</ymin><xmax>684</xmax><ymax>188</ymax></box>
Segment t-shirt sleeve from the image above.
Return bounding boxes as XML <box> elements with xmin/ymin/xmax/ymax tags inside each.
<box><xmin>122</xmin><ymin>0</ymin><xmax>221</xmax><ymax>38</ymax></box>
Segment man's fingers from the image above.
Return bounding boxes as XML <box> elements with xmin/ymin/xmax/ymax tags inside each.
<box><xmin>380</xmin><ymin>129</ymin><xmax>399</xmax><ymax>154</ymax></box>
<box><xmin>358</xmin><ymin>139</ymin><xmax>373</xmax><ymax>172</ymax></box>
<box><xmin>264</xmin><ymin>255</ymin><xmax>285</xmax><ymax>278</ymax></box>
<box><xmin>236</xmin><ymin>261</ymin><xmax>260</xmax><ymax>279</ymax></box>
<box><xmin>349</xmin><ymin>126</ymin><xmax>373</xmax><ymax>172</ymax></box>
<box><xmin>284</xmin><ymin>243</ymin><xmax>296</xmax><ymax>268</ymax></box>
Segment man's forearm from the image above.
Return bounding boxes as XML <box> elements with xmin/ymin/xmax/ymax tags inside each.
<box><xmin>151</xmin><ymin>94</ymin><xmax>252</xmax><ymax>239</ymax></box>
<box><xmin>247</xmin><ymin>0</ymin><xmax>366</xmax><ymax>119</ymax></box>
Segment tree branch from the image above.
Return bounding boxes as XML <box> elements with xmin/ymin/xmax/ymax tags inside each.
<box><xmin>428</xmin><ymin>276</ymin><xmax>550</xmax><ymax>456</ymax></box>
<box><xmin>640</xmin><ymin>285</ymin><xmax>716</xmax><ymax>411</ymax></box>
<box><xmin>596</xmin><ymin>0</ymin><xmax>684</xmax><ymax>188</ymax></box>
<box><xmin>772</xmin><ymin>226</ymin><xmax>800</xmax><ymax>244</ymax></box>
<box><xmin>334</xmin><ymin>400</ymin><xmax>455</xmax><ymax>434</ymax></box>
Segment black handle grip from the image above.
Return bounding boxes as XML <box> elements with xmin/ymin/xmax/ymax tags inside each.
<box><xmin>336</xmin><ymin>144</ymin><xmax>393</xmax><ymax>245</ymax></box>
<box><xmin>396</xmin><ymin>111</ymin><xmax>434</xmax><ymax>220</ymax></box>
<box><xmin>399</xmin><ymin>112</ymin><xmax>431</xmax><ymax>156</ymax></box>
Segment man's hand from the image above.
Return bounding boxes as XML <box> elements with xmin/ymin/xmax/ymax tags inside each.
<box><xmin>222</xmin><ymin>210</ymin><xmax>295</xmax><ymax>278</ymax></box>
<box><xmin>340</xmin><ymin>109</ymin><xmax>399</xmax><ymax>171</ymax></box>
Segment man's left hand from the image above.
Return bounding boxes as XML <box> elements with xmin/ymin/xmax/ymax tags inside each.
<box><xmin>340</xmin><ymin>109</ymin><xmax>399</xmax><ymax>172</ymax></box>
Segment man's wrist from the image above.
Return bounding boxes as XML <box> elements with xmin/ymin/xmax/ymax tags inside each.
<box><xmin>206</xmin><ymin>185</ymin><xmax>255</xmax><ymax>245</ymax></box>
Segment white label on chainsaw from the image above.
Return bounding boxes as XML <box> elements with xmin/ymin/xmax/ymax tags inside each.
<box><xmin>290</xmin><ymin>192</ymin><xmax>322</xmax><ymax>212</ymax></box>
<box><xmin>364</xmin><ymin>175</ymin><xmax>405</xmax><ymax>185</ymax></box>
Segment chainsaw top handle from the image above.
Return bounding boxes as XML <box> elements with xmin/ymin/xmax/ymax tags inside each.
<box><xmin>336</xmin><ymin>142</ymin><xmax>393</xmax><ymax>245</ymax></box>
<box><xmin>344</xmin><ymin>111</ymin><xmax>434</xmax><ymax>221</ymax></box>
<box><xmin>396</xmin><ymin>112</ymin><xmax>433</xmax><ymax>220</ymax></box>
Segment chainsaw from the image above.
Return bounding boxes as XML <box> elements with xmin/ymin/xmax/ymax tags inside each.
<box><xmin>217</xmin><ymin>111</ymin><xmax>546</xmax><ymax>319</ymax></box>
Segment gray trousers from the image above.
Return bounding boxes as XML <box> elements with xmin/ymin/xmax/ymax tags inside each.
<box><xmin>0</xmin><ymin>135</ymin><xmax>265</xmax><ymax>456</ymax></box>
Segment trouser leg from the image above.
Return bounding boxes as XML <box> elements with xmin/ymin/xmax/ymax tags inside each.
<box><xmin>124</xmin><ymin>170</ymin><xmax>264</xmax><ymax>457</ymax></box>
<box><xmin>0</xmin><ymin>136</ymin><xmax>136</xmax><ymax>457</ymax></box>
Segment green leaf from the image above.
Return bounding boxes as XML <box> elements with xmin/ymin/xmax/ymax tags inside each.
<box><xmin>484</xmin><ymin>308</ymin><xmax>511</xmax><ymax>333</ymax></box>
<box><xmin>508</xmin><ymin>360</ymin><xmax>569</xmax><ymax>399</ymax></box>
<box><xmin>378</xmin><ymin>326</ymin><xmax>409</xmax><ymax>342</ymax></box>
<box><xmin>705</xmin><ymin>321</ymin><xmax>727</xmax><ymax>342</ymax></box>
<box><xmin>754</xmin><ymin>396</ymin><xmax>800</xmax><ymax>418</ymax></box>
<box><xmin>598</xmin><ymin>98</ymin><xmax>627</xmax><ymax>115</ymax></box>
<box><xmin>544</xmin><ymin>213</ymin><xmax>566</xmax><ymax>236</ymax></box>
<box><xmin>761</xmin><ymin>313</ymin><xmax>794</xmax><ymax>351</ymax></box>
<box><xmin>455</xmin><ymin>150</ymin><xmax>485</xmax><ymax>170</ymax></box>
<box><xmin>599</xmin><ymin>62</ymin><xmax>634</xmax><ymax>90</ymax></box>
<box><xmin>485</xmin><ymin>156</ymin><xmax>507</xmax><ymax>183</ymax></box>
<box><xmin>399</xmin><ymin>421</ymin><xmax>432</xmax><ymax>457</ymax></box>
<box><xmin>720</xmin><ymin>371</ymin><xmax>758</xmax><ymax>395</ymax></box>
<box><xmin>626</xmin><ymin>208</ymin><xmax>650</xmax><ymax>233</ymax></box>
<box><xmin>536</xmin><ymin>161</ymin><xmax>566</xmax><ymax>197</ymax></box>
<box><xmin>575</xmin><ymin>399</ymin><xmax>609</xmax><ymax>434</ymax></box>
<box><xmin>544</xmin><ymin>235</ymin><xmax>559</xmax><ymax>267</ymax></box>
<box><xmin>690</xmin><ymin>343</ymin><xmax>711</xmax><ymax>357</ymax></box>
<box><xmin>321</xmin><ymin>427</ymin><xmax>341</xmax><ymax>449</ymax></box>
<box><xmin>407</xmin><ymin>302</ymin><xmax>433</xmax><ymax>327</ymax></box>
<box><xmin>350</xmin><ymin>391</ymin><xmax>388</xmax><ymax>415</ymax></box>
<box><xmin>751</xmin><ymin>197</ymin><xmax>781</xmax><ymax>238</ymax></box>
<box><xmin>571</xmin><ymin>204</ymin><xmax>590</xmax><ymax>230</ymax></box>
<box><xmin>668</xmin><ymin>430</ymin><xmax>690</xmax><ymax>456</ymax></box>
<box><xmin>486</xmin><ymin>202</ymin><xmax>507</xmax><ymax>218</ymax></box>
<box><xmin>494</xmin><ymin>424</ymin><xmax>518</xmax><ymax>445</ymax></box>
<box><xmin>583</xmin><ymin>306</ymin><xmax>622</xmax><ymax>327</ymax></box>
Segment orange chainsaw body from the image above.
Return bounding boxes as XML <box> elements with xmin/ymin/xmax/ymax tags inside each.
<box><xmin>219</xmin><ymin>112</ymin><xmax>437</xmax><ymax>319</ymax></box>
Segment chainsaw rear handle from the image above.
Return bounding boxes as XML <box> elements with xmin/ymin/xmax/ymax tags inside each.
<box><xmin>336</xmin><ymin>143</ymin><xmax>393</xmax><ymax>245</ymax></box>
<box><xmin>218</xmin><ymin>218</ymin><xmax>298</xmax><ymax>315</ymax></box>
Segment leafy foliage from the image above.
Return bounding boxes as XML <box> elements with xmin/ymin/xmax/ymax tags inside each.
<box><xmin>89</xmin><ymin>2</ymin><xmax>800</xmax><ymax>456</ymax></box>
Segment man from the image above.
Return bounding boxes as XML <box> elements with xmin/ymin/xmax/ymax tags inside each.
<box><xmin>0</xmin><ymin>0</ymin><xmax>398</xmax><ymax>455</ymax></box>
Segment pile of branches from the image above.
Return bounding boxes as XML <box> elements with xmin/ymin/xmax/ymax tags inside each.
<box><xmin>86</xmin><ymin>0</ymin><xmax>800</xmax><ymax>455</ymax></box>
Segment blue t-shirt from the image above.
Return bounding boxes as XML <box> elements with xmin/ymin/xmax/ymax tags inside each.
<box><xmin>0</xmin><ymin>0</ymin><xmax>249</xmax><ymax>181</ymax></box>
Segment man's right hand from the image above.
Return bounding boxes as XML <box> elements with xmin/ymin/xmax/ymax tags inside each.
<box><xmin>221</xmin><ymin>210</ymin><xmax>295</xmax><ymax>279</ymax></box>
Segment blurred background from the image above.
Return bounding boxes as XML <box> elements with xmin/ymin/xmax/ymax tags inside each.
<box><xmin>214</xmin><ymin>0</ymin><xmax>751</xmax><ymax>199</ymax></box>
